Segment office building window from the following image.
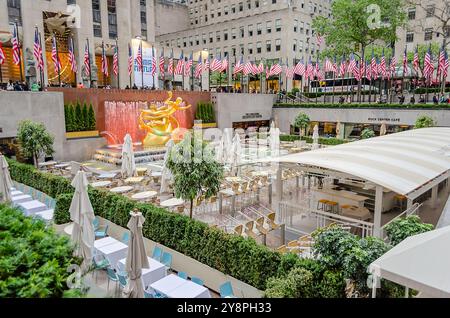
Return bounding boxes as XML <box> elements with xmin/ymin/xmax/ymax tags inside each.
<box><xmin>67</xmin><ymin>0</ymin><xmax>76</xmax><ymax>4</ymax></box>
<box><xmin>211</xmin><ymin>9</ymin><xmax>214</xmax><ymax>18</ymax></box>
<box><xmin>275</xmin><ymin>19</ymin><xmax>281</xmax><ymax>32</ymax></box>
<box><xmin>293</xmin><ymin>40</ymin><xmax>297</xmax><ymax>52</ymax></box>
<box><xmin>300</xmin><ymin>21</ymin><xmax>304</xmax><ymax>33</ymax></box>
<box><xmin>218</xmin><ymin>11</ymin><xmax>221</xmax><ymax>17</ymax></box>
<box><xmin>224</xmin><ymin>30</ymin><xmax>228</xmax><ymax>41</ymax></box>
<box><xmin>8</xmin><ymin>0</ymin><xmax>22</xmax><ymax>25</ymax></box>
<box><xmin>294</xmin><ymin>19</ymin><xmax>298</xmax><ymax>32</ymax></box>
<box><xmin>92</xmin><ymin>0</ymin><xmax>102</xmax><ymax>37</ymax></box>
<box><xmin>256</xmin><ymin>41</ymin><xmax>262</xmax><ymax>53</ymax></box>
<box><xmin>408</xmin><ymin>8</ymin><xmax>416</xmax><ymax>20</ymax></box>
<box><xmin>240</xmin><ymin>26</ymin><xmax>244</xmax><ymax>38</ymax></box>
<box><xmin>189</xmin><ymin>36</ymin><xmax>193</xmax><ymax>46</ymax></box>
<box><xmin>140</xmin><ymin>0</ymin><xmax>147</xmax><ymax>39</ymax></box>
<box><xmin>216</xmin><ymin>31</ymin><xmax>221</xmax><ymax>42</ymax></box>
<box><xmin>424</xmin><ymin>28</ymin><xmax>433</xmax><ymax>41</ymax></box>
<box><xmin>196</xmin><ymin>35</ymin><xmax>199</xmax><ymax>45</ymax></box>
<box><xmin>209</xmin><ymin>32</ymin><xmax>213</xmax><ymax>43</ymax></box>
<box><xmin>176</xmin><ymin>38</ymin><xmax>180</xmax><ymax>47</ymax></box>
<box><xmin>257</xmin><ymin>23</ymin><xmax>262</xmax><ymax>35</ymax></box>
<box><xmin>224</xmin><ymin>6</ymin><xmax>229</xmax><ymax>15</ymax></box>
<box><xmin>202</xmin><ymin>33</ymin><xmax>206</xmax><ymax>44</ymax></box>
<box><xmin>108</xmin><ymin>0</ymin><xmax>117</xmax><ymax>39</ymax></box>
<box><xmin>183</xmin><ymin>37</ymin><xmax>187</xmax><ymax>47</ymax></box>
<box><xmin>248</xmin><ymin>25</ymin><xmax>253</xmax><ymax>37</ymax></box>
<box><xmin>232</xmin><ymin>46</ymin><xmax>236</xmax><ymax>56</ymax></box>
<box><xmin>406</xmin><ymin>32</ymin><xmax>414</xmax><ymax>43</ymax></box>
<box><xmin>248</xmin><ymin>43</ymin><xmax>253</xmax><ymax>55</ymax></box>
<box><xmin>231</xmin><ymin>28</ymin><xmax>236</xmax><ymax>39</ymax></box>
<box><xmin>272</xmin><ymin>0</ymin><xmax>276</xmax><ymax>4</ymax></box>
<box><xmin>247</xmin><ymin>0</ymin><xmax>251</xmax><ymax>9</ymax></box>
<box><xmin>275</xmin><ymin>39</ymin><xmax>281</xmax><ymax>51</ymax></box>
<box><xmin>299</xmin><ymin>40</ymin><xmax>303</xmax><ymax>52</ymax></box>
<box><xmin>240</xmin><ymin>44</ymin><xmax>244</xmax><ymax>55</ymax></box>
<box><xmin>239</xmin><ymin>2</ymin><xmax>243</xmax><ymax>11</ymax></box>
<box><xmin>426</xmin><ymin>5</ymin><xmax>435</xmax><ymax>18</ymax></box>
<box><xmin>231</xmin><ymin>5</ymin><xmax>236</xmax><ymax>13</ymax></box>
<box><xmin>266</xmin><ymin>21</ymin><xmax>272</xmax><ymax>34</ymax></box>
<box><xmin>266</xmin><ymin>40</ymin><xmax>271</xmax><ymax>52</ymax></box>
<box><xmin>255</xmin><ymin>0</ymin><xmax>259</xmax><ymax>8</ymax></box>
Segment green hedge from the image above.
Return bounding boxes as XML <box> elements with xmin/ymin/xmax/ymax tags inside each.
<box><xmin>414</xmin><ymin>87</ymin><xmax>450</xmax><ymax>94</ymax></box>
<box><xmin>195</xmin><ymin>102</ymin><xmax>216</xmax><ymax>124</ymax></box>
<box><xmin>280</xmin><ymin>135</ymin><xmax>349</xmax><ymax>145</ymax></box>
<box><xmin>64</xmin><ymin>101</ymin><xmax>96</xmax><ymax>132</ymax></box>
<box><xmin>303</xmin><ymin>90</ymin><xmax>372</xmax><ymax>98</ymax></box>
<box><xmin>0</xmin><ymin>204</ymin><xmax>84</xmax><ymax>297</ymax></box>
<box><xmin>274</xmin><ymin>103</ymin><xmax>450</xmax><ymax>109</ymax></box>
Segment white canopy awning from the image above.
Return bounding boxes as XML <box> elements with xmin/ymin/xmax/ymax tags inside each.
<box><xmin>265</xmin><ymin>128</ymin><xmax>450</xmax><ymax>196</ymax></box>
<box><xmin>369</xmin><ymin>226</ymin><xmax>450</xmax><ymax>298</ymax></box>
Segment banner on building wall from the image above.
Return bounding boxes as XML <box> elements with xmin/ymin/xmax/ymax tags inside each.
<box><xmin>133</xmin><ymin>43</ymin><xmax>157</xmax><ymax>88</ymax></box>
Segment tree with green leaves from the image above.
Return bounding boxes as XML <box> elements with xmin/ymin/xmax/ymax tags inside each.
<box><xmin>293</xmin><ymin>113</ymin><xmax>310</xmax><ymax>137</ymax></box>
<box><xmin>17</xmin><ymin>120</ymin><xmax>54</xmax><ymax>167</ymax></box>
<box><xmin>360</xmin><ymin>128</ymin><xmax>375</xmax><ymax>139</ymax></box>
<box><xmin>82</xmin><ymin>102</ymin><xmax>88</xmax><ymax>131</ymax></box>
<box><xmin>87</xmin><ymin>104</ymin><xmax>96</xmax><ymax>131</ymax></box>
<box><xmin>313</xmin><ymin>0</ymin><xmax>406</xmax><ymax>100</ymax></box>
<box><xmin>167</xmin><ymin>133</ymin><xmax>224</xmax><ymax>219</ymax></box>
<box><xmin>414</xmin><ymin>115</ymin><xmax>436</xmax><ymax>129</ymax></box>
<box><xmin>384</xmin><ymin>215</ymin><xmax>434</xmax><ymax>246</ymax></box>
<box><xmin>74</xmin><ymin>101</ymin><xmax>83</xmax><ymax>132</ymax></box>
<box><xmin>65</xmin><ymin>105</ymin><xmax>75</xmax><ymax>132</ymax></box>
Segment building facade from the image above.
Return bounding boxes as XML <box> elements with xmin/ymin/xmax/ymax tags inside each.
<box><xmin>0</xmin><ymin>0</ymin><xmax>156</xmax><ymax>88</ymax></box>
<box><xmin>156</xmin><ymin>0</ymin><xmax>332</xmax><ymax>92</ymax></box>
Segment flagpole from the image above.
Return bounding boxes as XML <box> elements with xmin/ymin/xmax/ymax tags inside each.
<box><xmin>171</xmin><ymin>49</ymin><xmax>174</xmax><ymax>90</ymax></box>
<box><xmin>152</xmin><ymin>46</ymin><xmax>155</xmax><ymax>90</ymax></box>
<box><xmin>200</xmin><ymin>57</ymin><xmax>203</xmax><ymax>92</ymax></box>
<box><xmin>191</xmin><ymin>51</ymin><xmax>194</xmax><ymax>91</ymax></box>
<box><xmin>38</xmin><ymin>30</ymin><xmax>45</xmax><ymax>88</ymax></box>
<box><xmin>332</xmin><ymin>61</ymin><xmax>336</xmax><ymax>104</ymax></box>
<box><xmin>116</xmin><ymin>38</ymin><xmax>120</xmax><ymax>89</ymax></box>
<box><xmin>86</xmin><ymin>38</ymin><xmax>92</xmax><ymax>87</ymax></box>
<box><xmin>54</xmin><ymin>33</ymin><xmax>62</xmax><ymax>87</ymax></box>
<box><xmin>14</xmin><ymin>22</ymin><xmax>24</xmax><ymax>83</ymax></box>
<box><xmin>101</xmin><ymin>41</ymin><xmax>106</xmax><ymax>87</ymax></box>
<box><xmin>140</xmin><ymin>40</ymin><xmax>144</xmax><ymax>89</ymax></box>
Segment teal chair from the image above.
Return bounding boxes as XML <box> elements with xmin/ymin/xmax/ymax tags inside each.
<box><xmin>121</xmin><ymin>232</ymin><xmax>130</xmax><ymax>245</ymax></box>
<box><xmin>144</xmin><ymin>290</ymin><xmax>154</xmax><ymax>298</ymax></box>
<box><xmin>106</xmin><ymin>267</ymin><xmax>119</xmax><ymax>295</ymax></box>
<box><xmin>152</xmin><ymin>246</ymin><xmax>163</xmax><ymax>261</ymax></box>
<box><xmin>93</xmin><ymin>217</ymin><xmax>100</xmax><ymax>231</ymax></box>
<box><xmin>177</xmin><ymin>271</ymin><xmax>188</xmax><ymax>279</ymax></box>
<box><xmin>95</xmin><ymin>225</ymin><xmax>109</xmax><ymax>239</ymax></box>
<box><xmin>191</xmin><ymin>277</ymin><xmax>204</xmax><ymax>286</ymax></box>
<box><xmin>48</xmin><ymin>198</ymin><xmax>56</xmax><ymax>209</ymax></box>
<box><xmin>161</xmin><ymin>252</ymin><xmax>172</xmax><ymax>269</ymax></box>
<box><xmin>117</xmin><ymin>272</ymin><xmax>128</xmax><ymax>292</ymax></box>
<box><xmin>219</xmin><ymin>282</ymin><xmax>236</xmax><ymax>298</ymax></box>
<box><xmin>92</xmin><ymin>257</ymin><xmax>110</xmax><ymax>283</ymax></box>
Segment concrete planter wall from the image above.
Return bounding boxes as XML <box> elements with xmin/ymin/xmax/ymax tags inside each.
<box><xmin>65</xmin><ymin>130</ymin><xmax>100</xmax><ymax>139</ymax></box>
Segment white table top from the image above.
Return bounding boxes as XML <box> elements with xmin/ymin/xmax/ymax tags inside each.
<box><xmin>96</xmin><ymin>241</ymin><xmax>128</xmax><ymax>254</ymax></box>
<box><xmin>150</xmin><ymin>274</ymin><xmax>210</xmax><ymax>298</ymax></box>
<box><xmin>219</xmin><ymin>189</ymin><xmax>235</xmax><ymax>196</ymax></box>
<box><xmin>38</xmin><ymin>161</ymin><xmax>57</xmax><ymax>167</ymax></box>
<box><xmin>55</xmin><ymin>163</ymin><xmax>70</xmax><ymax>168</ymax></box>
<box><xmin>97</xmin><ymin>173</ymin><xmax>117</xmax><ymax>179</ymax></box>
<box><xmin>118</xmin><ymin>256</ymin><xmax>166</xmax><ymax>288</ymax></box>
<box><xmin>94</xmin><ymin>237</ymin><xmax>120</xmax><ymax>249</ymax></box>
<box><xmin>12</xmin><ymin>194</ymin><xmax>32</xmax><ymax>201</ymax></box>
<box><xmin>110</xmin><ymin>186</ymin><xmax>134</xmax><ymax>194</ymax></box>
<box><xmin>91</xmin><ymin>181</ymin><xmax>112</xmax><ymax>188</ymax></box>
<box><xmin>18</xmin><ymin>200</ymin><xmax>47</xmax><ymax>210</ymax></box>
<box><xmin>125</xmin><ymin>176</ymin><xmax>145</xmax><ymax>183</ymax></box>
<box><xmin>160</xmin><ymin>198</ymin><xmax>184</xmax><ymax>207</ymax></box>
<box><xmin>96</xmin><ymin>241</ymin><xmax>128</xmax><ymax>269</ymax></box>
<box><xmin>132</xmin><ymin>191</ymin><xmax>158</xmax><ymax>200</ymax></box>
<box><xmin>226</xmin><ymin>177</ymin><xmax>244</xmax><ymax>182</ymax></box>
<box><xmin>11</xmin><ymin>190</ymin><xmax>23</xmax><ymax>197</ymax></box>
<box><xmin>150</xmin><ymin>274</ymin><xmax>187</xmax><ymax>295</ymax></box>
<box><xmin>151</xmin><ymin>171</ymin><xmax>162</xmax><ymax>177</ymax></box>
<box><xmin>118</xmin><ymin>257</ymin><xmax>165</xmax><ymax>274</ymax></box>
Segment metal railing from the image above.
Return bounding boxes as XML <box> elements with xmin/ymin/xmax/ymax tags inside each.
<box><xmin>279</xmin><ymin>201</ymin><xmax>374</xmax><ymax>237</ymax></box>
<box><xmin>380</xmin><ymin>202</ymin><xmax>422</xmax><ymax>240</ymax></box>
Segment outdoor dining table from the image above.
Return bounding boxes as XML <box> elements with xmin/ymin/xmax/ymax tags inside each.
<box><xmin>11</xmin><ymin>190</ymin><xmax>23</xmax><ymax>197</ymax></box>
<box><xmin>38</xmin><ymin>161</ymin><xmax>57</xmax><ymax>168</ymax></box>
<box><xmin>125</xmin><ymin>176</ymin><xmax>145</xmax><ymax>184</ymax></box>
<box><xmin>94</xmin><ymin>237</ymin><xmax>120</xmax><ymax>249</ymax></box>
<box><xmin>95</xmin><ymin>241</ymin><xmax>128</xmax><ymax>270</ymax></box>
<box><xmin>151</xmin><ymin>171</ymin><xmax>162</xmax><ymax>177</ymax></box>
<box><xmin>91</xmin><ymin>181</ymin><xmax>113</xmax><ymax>188</ymax></box>
<box><xmin>160</xmin><ymin>198</ymin><xmax>185</xmax><ymax>208</ymax></box>
<box><xmin>17</xmin><ymin>200</ymin><xmax>47</xmax><ymax>216</ymax></box>
<box><xmin>226</xmin><ymin>176</ymin><xmax>244</xmax><ymax>183</ymax></box>
<box><xmin>218</xmin><ymin>188</ymin><xmax>236</xmax><ymax>215</ymax></box>
<box><xmin>117</xmin><ymin>257</ymin><xmax>166</xmax><ymax>289</ymax></box>
<box><xmin>54</xmin><ymin>163</ymin><xmax>70</xmax><ymax>169</ymax></box>
<box><xmin>109</xmin><ymin>186</ymin><xmax>134</xmax><ymax>194</ymax></box>
<box><xmin>12</xmin><ymin>194</ymin><xmax>33</xmax><ymax>204</ymax></box>
<box><xmin>97</xmin><ymin>173</ymin><xmax>117</xmax><ymax>180</ymax></box>
<box><xmin>149</xmin><ymin>274</ymin><xmax>211</xmax><ymax>298</ymax></box>
<box><xmin>131</xmin><ymin>191</ymin><xmax>158</xmax><ymax>201</ymax></box>
<box><xmin>136</xmin><ymin>167</ymin><xmax>148</xmax><ymax>176</ymax></box>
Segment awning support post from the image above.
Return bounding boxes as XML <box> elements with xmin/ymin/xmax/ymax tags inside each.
<box><xmin>373</xmin><ymin>185</ymin><xmax>383</xmax><ymax>238</ymax></box>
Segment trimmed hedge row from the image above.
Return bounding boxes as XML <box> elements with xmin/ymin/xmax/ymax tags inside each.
<box><xmin>414</xmin><ymin>87</ymin><xmax>450</xmax><ymax>94</ymax></box>
<box><xmin>303</xmin><ymin>90</ymin><xmax>372</xmax><ymax>98</ymax></box>
<box><xmin>274</xmin><ymin>102</ymin><xmax>450</xmax><ymax>109</ymax></box>
<box><xmin>280</xmin><ymin>135</ymin><xmax>349</xmax><ymax>146</ymax></box>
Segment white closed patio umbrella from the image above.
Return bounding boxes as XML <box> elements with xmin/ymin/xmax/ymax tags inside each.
<box><xmin>121</xmin><ymin>134</ymin><xmax>136</xmax><ymax>178</ymax></box>
<box><xmin>223</xmin><ymin>128</ymin><xmax>234</xmax><ymax>165</ymax></box>
<box><xmin>0</xmin><ymin>155</ymin><xmax>13</xmax><ymax>203</ymax></box>
<box><xmin>312</xmin><ymin>125</ymin><xmax>320</xmax><ymax>150</ymax></box>
<box><xmin>160</xmin><ymin>140</ymin><xmax>175</xmax><ymax>194</ymax></box>
<box><xmin>380</xmin><ymin>123</ymin><xmax>387</xmax><ymax>136</ymax></box>
<box><xmin>336</xmin><ymin>121</ymin><xmax>342</xmax><ymax>139</ymax></box>
<box><xmin>123</xmin><ymin>210</ymin><xmax>149</xmax><ymax>298</ymax></box>
<box><xmin>69</xmin><ymin>170</ymin><xmax>95</xmax><ymax>273</ymax></box>
<box><xmin>216</xmin><ymin>136</ymin><xmax>224</xmax><ymax>163</ymax></box>
<box><xmin>232</xmin><ymin>133</ymin><xmax>242</xmax><ymax>174</ymax></box>
<box><xmin>269</xmin><ymin>126</ymin><xmax>280</xmax><ymax>157</ymax></box>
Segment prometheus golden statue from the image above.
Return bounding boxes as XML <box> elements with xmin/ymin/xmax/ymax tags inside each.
<box><xmin>138</xmin><ymin>91</ymin><xmax>192</xmax><ymax>147</ymax></box>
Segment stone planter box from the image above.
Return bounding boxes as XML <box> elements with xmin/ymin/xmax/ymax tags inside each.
<box><xmin>194</xmin><ymin>123</ymin><xmax>217</xmax><ymax>129</ymax></box>
<box><xmin>65</xmin><ymin>130</ymin><xmax>99</xmax><ymax>139</ymax></box>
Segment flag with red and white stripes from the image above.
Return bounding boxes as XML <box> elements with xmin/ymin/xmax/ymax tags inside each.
<box><xmin>12</xmin><ymin>24</ymin><xmax>20</xmax><ymax>65</ymax></box>
<box><xmin>324</xmin><ymin>58</ymin><xmax>335</xmax><ymax>73</ymax></box>
<box><xmin>285</xmin><ymin>66</ymin><xmax>294</xmax><ymax>79</ymax></box>
<box><xmin>194</xmin><ymin>55</ymin><xmax>203</xmax><ymax>79</ymax></box>
<box><xmin>443</xmin><ymin>51</ymin><xmax>449</xmax><ymax>79</ymax></box>
<box><xmin>84</xmin><ymin>42</ymin><xmax>91</xmax><ymax>77</ymax></box>
<box><xmin>402</xmin><ymin>48</ymin><xmax>409</xmax><ymax>76</ymax></box>
<box><xmin>257</xmin><ymin>62</ymin><xmax>264</xmax><ymax>75</ymax></box>
<box><xmin>347</xmin><ymin>54</ymin><xmax>357</xmax><ymax>76</ymax></box>
<box><xmin>423</xmin><ymin>46</ymin><xmax>434</xmax><ymax>81</ymax></box>
<box><xmin>168</xmin><ymin>50</ymin><xmax>174</xmax><ymax>75</ymax></box>
<box><xmin>113</xmin><ymin>45</ymin><xmax>119</xmax><ymax>76</ymax></box>
<box><xmin>68</xmin><ymin>37</ymin><xmax>77</xmax><ymax>73</ymax></box>
<box><xmin>390</xmin><ymin>56</ymin><xmax>397</xmax><ymax>77</ymax></box>
<box><xmin>203</xmin><ymin>57</ymin><xmax>210</xmax><ymax>72</ymax></box>
<box><xmin>413</xmin><ymin>46</ymin><xmax>420</xmax><ymax>72</ymax></box>
<box><xmin>233</xmin><ymin>56</ymin><xmax>244</xmax><ymax>75</ymax></box>
<box><xmin>159</xmin><ymin>49</ymin><xmax>165</xmax><ymax>75</ymax></box>
<box><xmin>379</xmin><ymin>51</ymin><xmax>387</xmax><ymax>79</ymax></box>
<box><xmin>315</xmin><ymin>59</ymin><xmax>324</xmax><ymax>81</ymax></box>
<box><xmin>243</xmin><ymin>60</ymin><xmax>253</xmax><ymax>76</ymax></box>
<box><xmin>293</xmin><ymin>59</ymin><xmax>305</xmax><ymax>76</ymax></box>
<box><xmin>338</xmin><ymin>57</ymin><xmax>346</xmax><ymax>77</ymax></box>
<box><xmin>316</xmin><ymin>33</ymin><xmax>323</xmax><ymax>47</ymax></box>
<box><xmin>151</xmin><ymin>47</ymin><xmax>157</xmax><ymax>77</ymax></box>
<box><xmin>175</xmin><ymin>52</ymin><xmax>184</xmax><ymax>75</ymax></box>
<box><xmin>269</xmin><ymin>63</ymin><xmax>282</xmax><ymax>77</ymax></box>
<box><xmin>371</xmin><ymin>52</ymin><xmax>378</xmax><ymax>79</ymax></box>
<box><xmin>128</xmin><ymin>43</ymin><xmax>133</xmax><ymax>76</ymax></box>
<box><xmin>0</xmin><ymin>42</ymin><xmax>5</xmax><ymax>65</ymax></box>
<box><xmin>184</xmin><ymin>52</ymin><xmax>193</xmax><ymax>77</ymax></box>
<box><xmin>364</xmin><ymin>62</ymin><xmax>371</xmax><ymax>80</ymax></box>
<box><xmin>136</xmin><ymin>42</ymin><xmax>143</xmax><ymax>72</ymax></box>
<box><xmin>33</xmin><ymin>28</ymin><xmax>43</xmax><ymax>71</ymax></box>
<box><xmin>52</xmin><ymin>35</ymin><xmax>62</xmax><ymax>74</ymax></box>
<box><xmin>251</xmin><ymin>62</ymin><xmax>259</xmax><ymax>75</ymax></box>
<box><xmin>353</xmin><ymin>60</ymin><xmax>361</xmax><ymax>82</ymax></box>
<box><xmin>437</xmin><ymin>46</ymin><xmax>446</xmax><ymax>78</ymax></box>
<box><xmin>210</xmin><ymin>55</ymin><xmax>223</xmax><ymax>72</ymax></box>
<box><xmin>305</xmin><ymin>58</ymin><xmax>314</xmax><ymax>80</ymax></box>
<box><xmin>221</xmin><ymin>56</ymin><xmax>229</xmax><ymax>73</ymax></box>
<box><xmin>101</xmin><ymin>42</ymin><xmax>108</xmax><ymax>77</ymax></box>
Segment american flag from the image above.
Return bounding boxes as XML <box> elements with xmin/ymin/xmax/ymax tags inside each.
<box><xmin>84</xmin><ymin>42</ymin><xmax>90</xmax><ymax>77</ymax></box>
<box><xmin>324</xmin><ymin>58</ymin><xmax>334</xmax><ymax>73</ymax></box>
<box><xmin>12</xmin><ymin>24</ymin><xmax>20</xmax><ymax>65</ymax></box>
<box><xmin>251</xmin><ymin>62</ymin><xmax>259</xmax><ymax>75</ymax></box>
<box><xmin>101</xmin><ymin>42</ymin><xmax>108</xmax><ymax>77</ymax></box>
<box><xmin>128</xmin><ymin>43</ymin><xmax>133</xmax><ymax>76</ymax></box>
<box><xmin>315</xmin><ymin>61</ymin><xmax>324</xmax><ymax>81</ymax></box>
<box><xmin>52</xmin><ymin>35</ymin><xmax>61</xmax><ymax>74</ymax></box>
<box><xmin>269</xmin><ymin>63</ymin><xmax>282</xmax><ymax>77</ymax></box>
<box><xmin>371</xmin><ymin>52</ymin><xmax>378</xmax><ymax>79</ymax></box>
<box><xmin>184</xmin><ymin>52</ymin><xmax>193</xmax><ymax>77</ymax></box>
<box><xmin>194</xmin><ymin>55</ymin><xmax>203</xmax><ymax>78</ymax></box>
<box><xmin>390</xmin><ymin>56</ymin><xmax>397</xmax><ymax>77</ymax></box>
<box><xmin>175</xmin><ymin>52</ymin><xmax>184</xmax><ymax>75</ymax></box>
<box><xmin>265</xmin><ymin>65</ymin><xmax>270</xmax><ymax>79</ymax></box>
<box><xmin>379</xmin><ymin>52</ymin><xmax>387</xmax><ymax>79</ymax></box>
<box><xmin>347</xmin><ymin>54</ymin><xmax>357</xmax><ymax>76</ymax></box>
<box><xmin>305</xmin><ymin>58</ymin><xmax>314</xmax><ymax>80</ymax></box>
<box><xmin>413</xmin><ymin>46</ymin><xmax>420</xmax><ymax>71</ymax></box>
<box><xmin>402</xmin><ymin>48</ymin><xmax>409</xmax><ymax>76</ymax></box>
<box><xmin>0</xmin><ymin>42</ymin><xmax>5</xmax><ymax>65</ymax></box>
<box><xmin>437</xmin><ymin>46</ymin><xmax>446</xmax><ymax>78</ymax></box>
<box><xmin>221</xmin><ymin>56</ymin><xmax>229</xmax><ymax>73</ymax></box>
<box><xmin>233</xmin><ymin>56</ymin><xmax>244</xmax><ymax>75</ymax></box>
<box><xmin>68</xmin><ymin>37</ymin><xmax>77</xmax><ymax>73</ymax></box>
<box><xmin>203</xmin><ymin>56</ymin><xmax>210</xmax><ymax>72</ymax></box>
<box><xmin>113</xmin><ymin>45</ymin><xmax>119</xmax><ymax>76</ymax></box>
<box><xmin>151</xmin><ymin>47</ymin><xmax>157</xmax><ymax>77</ymax></box>
<box><xmin>316</xmin><ymin>33</ymin><xmax>323</xmax><ymax>46</ymax></box>
<box><xmin>257</xmin><ymin>62</ymin><xmax>264</xmax><ymax>74</ymax></box>
<box><xmin>243</xmin><ymin>60</ymin><xmax>253</xmax><ymax>75</ymax></box>
<box><xmin>353</xmin><ymin>60</ymin><xmax>361</xmax><ymax>81</ymax></box>
<box><xmin>168</xmin><ymin>50</ymin><xmax>174</xmax><ymax>74</ymax></box>
<box><xmin>210</xmin><ymin>55</ymin><xmax>223</xmax><ymax>72</ymax></box>
<box><xmin>338</xmin><ymin>57</ymin><xmax>346</xmax><ymax>77</ymax></box>
<box><xmin>33</xmin><ymin>28</ymin><xmax>43</xmax><ymax>71</ymax></box>
<box><xmin>443</xmin><ymin>51</ymin><xmax>449</xmax><ymax>79</ymax></box>
<box><xmin>423</xmin><ymin>46</ymin><xmax>434</xmax><ymax>81</ymax></box>
<box><xmin>159</xmin><ymin>49</ymin><xmax>165</xmax><ymax>75</ymax></box>
<box><xmin>285</xmin><ymin>66</ymin><xmax>294</xmax><ymax>79</ymax></box>
<box><xmin>365</xmin><ymin>62</ymin><xmax>371</xmax><ymax>80</ymax></box>
<box><xmin>136</xmin><ymin>41</ymin><xmax>143</xmax><ymax>72</ymax></box>
<box><xmin>293</xmin><ymin>59</ymin><xmax>305</xmax><ymax>76</ymax></box>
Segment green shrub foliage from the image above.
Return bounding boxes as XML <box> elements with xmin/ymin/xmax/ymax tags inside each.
<box><xmin>64</xmin><ymin>101</ymin><xmax>96</xmax><ymax>132</ymax></box>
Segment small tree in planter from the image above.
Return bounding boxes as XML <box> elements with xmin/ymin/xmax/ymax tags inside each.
<box><xmin>167</xmin><ymin>132</ymin><xmax>224</xmax><ymax>219</ymax></box>
<box><xmin>414</xmin><ymin>115</ymin><xmax>436</xmax><ymax>129</ymax></box>
<box><xmin>82</xmin><ymin>102</ymin><xmax>89</xmax><ymax>131</ymax></box>
<box><xmin>293</xmin><ymin>112</ymin><xmax>310</xmax><ymax>137</ymax></box>
<box><xmin>384</xmin><ymin>215</ymin><xmax>434</xmax><ymax>246</ymax></box>
<box><xmin>87</xmin><ymin>104</ymin><xmax>96</xmax><ymax>131</ymax></box>
<box><xmin>74</xmin><ymin>101</ymin><xmax>83</xmax><ymax>132</ymax></box>
<box><xmin>17</xmin><ymin>120</ymin><xmax>54</xmax><ymax>167</ymax></box>
<box><xmin>360</xmin><ymin>128</ymin><xmax>375</xmax><ymax>139</ymax></box>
